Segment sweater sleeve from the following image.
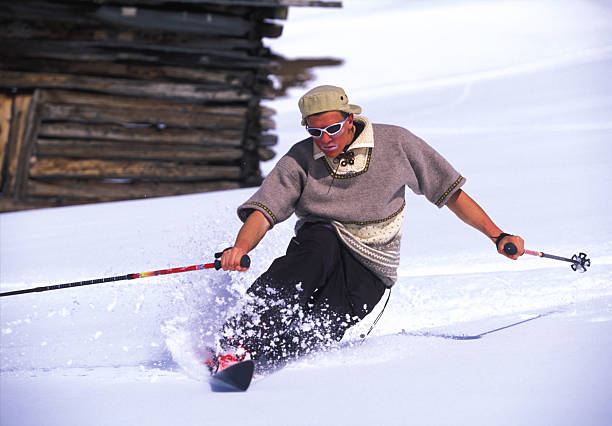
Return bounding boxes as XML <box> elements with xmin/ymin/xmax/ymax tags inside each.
<box><xmin>237</xmin><ymin>155</ymin><xmax>304</xmax><ymax>228</ymax></box>
<box><xmin>402</xmin><ymin>132</ymin><xmax>465</xmax><ymax>208</ymax></box>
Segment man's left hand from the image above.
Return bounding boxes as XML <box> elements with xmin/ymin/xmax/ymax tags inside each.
<box><xmin>497</xmin><ymin>234</ymin><xmax>525</xmax><ymax>260</ymax></box>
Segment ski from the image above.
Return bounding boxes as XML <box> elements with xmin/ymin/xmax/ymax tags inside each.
<box><xmin>401</xmin><ymin>330</ymin><xmax>482</xmax><ymax>340</ymax></box>
<box><xmin>208</xmin><ymin>360</ymin><xmax>255</xmax><ymax>392</ymax></box>
<box><xmin>400</xmin><ymin>311</ymin><xmax>558</xmax><ymax>341</ymax></box>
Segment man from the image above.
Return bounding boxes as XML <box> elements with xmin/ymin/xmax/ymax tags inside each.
<box><xmin>207</xmin><ymin>85</ymin><xmax>524</xmax><ymax>373</ymax></box>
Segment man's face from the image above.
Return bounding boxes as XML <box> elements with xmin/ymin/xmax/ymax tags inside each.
<box><xmin>306</xmin><ymin>111</ymin><xmax>354</xmax><ymax>158</ymax></box>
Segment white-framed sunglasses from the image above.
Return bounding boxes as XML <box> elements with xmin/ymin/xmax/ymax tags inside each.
<box><xmin>305</xmin><ymin>116</ymin><xmax>350</xmax><ymax>138</ymax></box>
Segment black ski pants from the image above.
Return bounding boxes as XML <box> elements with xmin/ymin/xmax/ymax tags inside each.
<box><xmin>222</xmin><ymin>222</ymin><xmax>386</xmax><ymax>367</ymax></box>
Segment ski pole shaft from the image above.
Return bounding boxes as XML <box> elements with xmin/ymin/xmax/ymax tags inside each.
<box><xmin>522</xmin><ymin>249</ymin><xmax>576</xmax><ymax>263</ymax></box>
<box><xmin>503</xmin><ymin>243</ymin><xmax>590</xmax><ymax>272</ymax></box>
<box><xmin>0</xmin><ymin>254</ymin><xmax>250</xmax><ymax>298</ymax></box>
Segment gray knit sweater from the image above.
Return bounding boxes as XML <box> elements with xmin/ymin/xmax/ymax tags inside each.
<box><xmin>237</xmin><ymin>116</ymin><xmax>464</xmax><ymax>287</ymax></box>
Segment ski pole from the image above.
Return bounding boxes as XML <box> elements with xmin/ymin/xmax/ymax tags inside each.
<box><xmin>503</xmin><ymin>243</ymin><xmax>590</xmax><ymax>273</ymax></box>
<box><xmin>0</xmin><ymin>251</ymin><xmax>250</xmax><ymax>298</ymax></box>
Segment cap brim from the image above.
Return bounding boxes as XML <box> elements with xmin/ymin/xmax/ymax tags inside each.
<box><xmin>301</xmin><ymin>104</ymin><xmax>362</xmax><ymax>125</ymax></box>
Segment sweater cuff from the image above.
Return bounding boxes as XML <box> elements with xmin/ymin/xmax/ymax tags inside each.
<box><xmin>434</xmin><ymin>175</ymin><xmax>465</xmax><ymax>208</ymax></box>
<box><xmin>237</xmin><ymin>202</ymin><xmax>278</xmax><ymax>228</ymax></box>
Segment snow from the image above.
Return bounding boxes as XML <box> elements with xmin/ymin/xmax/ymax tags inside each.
<box><xmin>2</xmin><ymin>0</ymin><xmax>612</xmax><ymax>425</ymax></box>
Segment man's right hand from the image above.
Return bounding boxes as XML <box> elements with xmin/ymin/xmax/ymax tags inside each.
<box><xmin>220</xmin><ymin>210</ymin><xmax>270</xmax><ymax>272</ymax></box>
<box><xmin>220</xmin><ymin>246</ymin><xmax>250</xmax><ymax>272</ymax></box>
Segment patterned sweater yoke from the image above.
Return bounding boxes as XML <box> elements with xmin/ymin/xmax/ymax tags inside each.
<box><xmin>237</xmin><ymin>116</ymin><xmax>465</xmax><ymax>287</ymax></box>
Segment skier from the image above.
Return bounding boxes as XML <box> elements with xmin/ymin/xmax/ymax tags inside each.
<box><xmin>206</xmin><ymin>85</ymin><xmax>524</xmax><ymax>374</ymax></box>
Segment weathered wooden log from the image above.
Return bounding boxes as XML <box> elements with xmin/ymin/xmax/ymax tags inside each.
<box><xmin>259</xmin><ymin>134</ymin><xmax>279</xmax><ymax>147</ymax></box>
<box><xmin>0</xmin><ymin>19</ymin><xmax>264</xmax><ymax>50</ymax></box>
<box><xmin>0</xmin><ymin>1</ymin><xmax>99</xmax><ymax>27</ymax></box>
<box><xmin>29</xmin><ymin>157</ymin><xmax>242</xmax><ymax>180</ymax></box>
<box><xmin>1</xmin><ymin>39</ymin><xmax>274</xmax><ymax>70</ymax></box>
<box><xmin>39</xmin><ymin>103</ymin><xmax>248</xmax><ymax>131</ymax></box>
<box><xmin>38</xmin><ymin>88</ymin><xmax>278</xmax><ymax>130</ymax></box>
<box><xmin>3</xmin><ymin>93</ymin><xmax>34</xmax><ymax>196</ymax></box>
<box><xmin>0</xmin><ymin>71</ymin><xmax>254</xmax><ymax>103</ymax></box>
<box><xmin>15</xmin><ymin>91</ymin><xmax>42</xmax><ymax>199</ymax></box>
<box><xmin>0</xmin><ymin>2</ymin><xmax>271</xmax><ymax>38</ymax></box>
<box><xmin>0</xmin><ymin>93</ymin><xmax>12</xmax><ymax>188</ymax></box>
<box><xmin>0</xmin><ymin>197</ymin><xmax>58</xmax><ymax>212</ymax></box>
<box><xmin>268</xmin><ymin>57</ymin><xmax>344</xmax><ymax>97</ymax></box>
<box><xmin>259</xmin><ymin>117</ymin><xmax>275</xmax><ymax>131</ymax></box>
<box><xmin>39</xmin><ymin>90</ymin><xmax>248</xmax><ymax>117</ymax></box>
<box><xmin>215</xmin><ymin>0</ymin><xmax>340</xmax><ymax>6</ymax></box>
<box><xmin>95</xmin><ymin>5</ymin><xmax>252</xmax><ymax>37</ymax></box>
<box><xmin>0</xmin><ymin>56</ymin><xmax>254</xmax><ymax>87</ymax></box>
<box><xmin>38</xmin><ymin>122</ymin><xmax>244</xmax><ymax>146</ymax></box>
<box><xmin>257</xmin><ymin>147</ymin><xmax>275</xmax><ymax>161</ymax></box>
<box><xmin>36</xmin><ymin>139</ymin><xmax>245</xmax><ymax>162</ymax></box>
<box><xmin>62</xmin><ymin>0</ymin><xmax>341</xmax><ymax>8</ymax></box>
<box><xmin>27</xmin><ymin>178</ymin><xmax>241</xmax><ymax>200</ymax></box>
<box><xmin>260</xmin><ymin>105</ymin><xmax>276</xmax><ymax>118</ymax></box>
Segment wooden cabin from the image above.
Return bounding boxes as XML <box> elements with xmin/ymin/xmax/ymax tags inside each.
<box><xmin>0</xmin><ymin>0</ymin><xmax>341</xmax><ymax>212</ymax></box>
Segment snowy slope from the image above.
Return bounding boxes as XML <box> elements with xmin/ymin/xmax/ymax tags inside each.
<box><xmin>2</xmin><ymin>1</ymin><xmax>612</xmax><ymax>425</ymax></box>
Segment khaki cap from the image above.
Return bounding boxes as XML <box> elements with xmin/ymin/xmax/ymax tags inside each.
<box><xmin>298</xmin><ymin>85</ymin><xmax>362</xmax><ymax>125</ymax></box>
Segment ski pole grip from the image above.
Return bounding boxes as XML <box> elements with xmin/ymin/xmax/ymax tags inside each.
<box><xmin>504</xmin><ymin>242</ymin><xmax>518</xmax><ymax>256</ymax></box>
<box><xmin>213</xmin><ymin>254</ymin><xmax>251</xmax><ymax>270</ymax></box>
<box><xmin>214</xmin><ymin>247</ymin><xmax>233</xmax><ymax>259</ymax></box>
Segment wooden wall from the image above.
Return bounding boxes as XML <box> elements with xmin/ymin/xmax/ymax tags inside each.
<box><xmin>0</xmin><ymin>0</ymin><xmax>341</xmax><ymax>212</ymax></box>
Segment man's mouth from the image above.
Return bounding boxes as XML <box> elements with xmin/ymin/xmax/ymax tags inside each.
<box><xmin>320</xmin><ymin>144</ymin><xmax>338</xmax><ymax>152</ymax></box>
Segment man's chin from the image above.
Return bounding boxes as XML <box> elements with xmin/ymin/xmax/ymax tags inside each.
<box><xmin>321</xmin><ymin>150</ymin><xmax>339</xmax><ymax>157</ymax></box>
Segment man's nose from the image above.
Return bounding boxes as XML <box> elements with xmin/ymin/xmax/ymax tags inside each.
<box><xmin>318</xmin><ymin>132</ymin><xmax>332</xmax><ymax>143</ymax></box>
